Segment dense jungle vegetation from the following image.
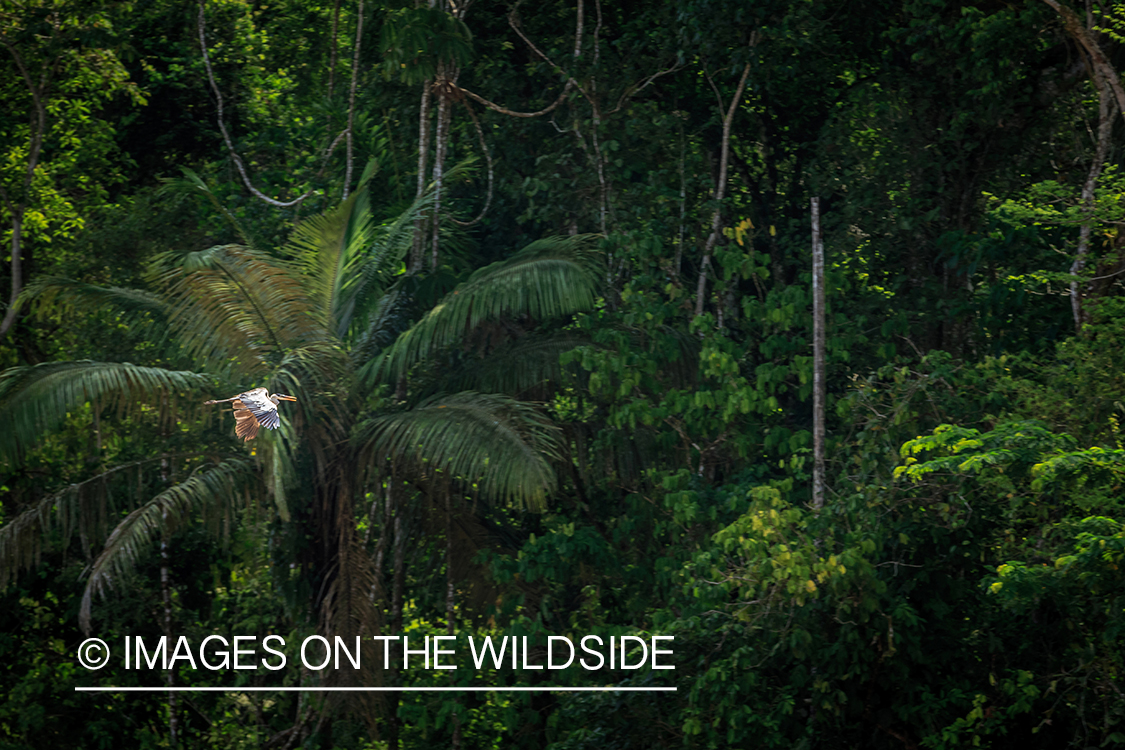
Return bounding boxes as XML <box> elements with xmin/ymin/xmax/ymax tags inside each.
<box><xmin>2</xmin><ymin>0</ymin><xmax>1125</xmax><ymax>747</ymax></box>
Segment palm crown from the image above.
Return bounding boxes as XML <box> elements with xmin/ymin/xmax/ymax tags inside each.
<box><xmin>0</xmin><ymin>178</ymin><xmax>602</xmax><ymax>652</ymax></box>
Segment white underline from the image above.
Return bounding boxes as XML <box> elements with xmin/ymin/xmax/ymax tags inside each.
<box><xmin>75</xmin><ymin>686</ymin><xmax>675</xmax><ymax>693</ymax></box>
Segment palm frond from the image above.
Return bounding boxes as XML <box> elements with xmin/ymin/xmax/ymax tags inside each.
<box><xmin>0</xmin><ymin>361</ymin><xmax>210</xmax><ymax>463</ymax></box>
<box><xmin>367</xmin><ymin>235</ymin><xmax>602</xmax><ymax>384</ymax></box>
<box><xmin>153</xmin><ymin>244</ymin><xmax>324</xmax><ymax>376</ymax></box>
<box><xmin>424</xmin><ymin>331</ymin><xmax>591</xmax><ymax>398</ymax></box>
<box><xmin>264</xmin><ymin>420</ymin><xmax>297</xmax><ymax>523</ymax></box>
<box><xmin>160</xmin><ymin>167</ymin><xmax>257</xmax><ymax>249</ymax></box>
<box><xmin>287</xmin><ymin>189</ymin><xmax>374</xmax><ymax>337</ymax></box>
<box><xmin>17</xmin><ymin>276</ymin><xmax>172</xmax><ymax>355</ymax></box>
<box><xmin>20</xmin><ymin>276</ymin><xmax>168</xmax><ymax>321</ymax></box>
<box><xmin>288</xmin><ymin>187</ymin><xmax>437</xmax><ymax>342</ymax></box>
<box><xmin>350</xmin><ymin>285</ymin><xmax>413</xmax><ymax>369</ymax></box>
<box><xmin>354</xmin><ymin>392</ymin><xmax>561</xmax><ymax>510</ymax></box>
<box><xmin>348</xmin><ymin>192</ymin><xmax>436</xmax><ymax>326</ymax></box>
<box><xmin>79</xmin><ymin>458</ymin><xmax>257</xmax><ymax>632</ymax></box>
<box><xmin>268</xmin><ymin>342</ymin><xmax>353</xmax><ymax>443</ymax></box>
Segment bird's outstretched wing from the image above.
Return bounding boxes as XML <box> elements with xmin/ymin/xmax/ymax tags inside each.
<box><xmin>205</xmin><ymin>387</ymin><xmax>287</xmax><ymax>441</ymax></box>
<box><xmin>230</xmin><ymin>398</ymin><xmax>261</xmax><ymax>441</ymax></box>
<box><xmin>237</xmin><ymin>388</ymin><xmax>281</xmax><ymax>431</ymax></box>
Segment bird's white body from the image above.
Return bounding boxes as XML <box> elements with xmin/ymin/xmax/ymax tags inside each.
<box><xmin>204</xmin><ymin>387</ymin><xmax>297</xmax><ymax>441</ymax></box>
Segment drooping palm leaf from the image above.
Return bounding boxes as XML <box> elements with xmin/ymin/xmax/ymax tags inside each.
<box><xmin>160</xmin><ymin>167</ymin><xmax>258</xmax><ymax>249</ymax></box>
<box><xmin>287</xmin><ymin>189</ymin><xmax>374</xmax><ymax>338</ymax></box>
<box><xmin>349</xmin><ymin>285</ymin><xmax>414</xmax><ymax>370</ymax></box>
<box><xmin>17</xmin><ymin>276</ymin><xmax>174</xmax><ymax>357</ymax></box>
<box><xmin>364</xmin><ymin>235</ymin><xmax>603</xmax><ymax>384</ymax></box>
<box><xmin>19</xmin><ymin>275</ymin><xmax>168</xmax><ymax>321</ymax></box>
<box><xmin>420</xmin><ymin>331</ymin><xmax>592</xmax><ymax>399</ymax></box>
<box><xmin>354</xmin><ymin>392</ymin><xmax>562</xmax><ymax>511</ymax></box>
<box><xmin>79</xmin><ymin>458</ymin><xmax>257</xmax><ymax>632</ymax></box>
<box><xmin>153</xmin><ymin>244</ymin><xmax>324</xmax><ymax>376</ymax></box>
<box><xmin>0</xmin><ymin>455</ymin><xmax>219</xmax><ymax>590</ymax></box>
<box><xmin>0</xmin><ymin>361</ymin><xmax>210</xmax><ymax>463</ymax></box>
<box><xmin>346</xmin><ymin>191</ymin><xmax>436</xmax><ymax>329</ymax></box>
<box><xmin>288</xmin><ymin>186</ymin><xmax>435</xmax><ymax>342</ymax></box>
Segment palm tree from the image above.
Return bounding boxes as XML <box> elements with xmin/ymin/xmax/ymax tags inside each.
<box><xmin>0</xmin><ymin>173</ymin><xmax>602</xmax><ymax>741</ymax></box>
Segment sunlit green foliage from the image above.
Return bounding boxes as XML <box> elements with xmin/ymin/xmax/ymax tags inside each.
<box><xmin>3</xmin><ymin>0</ymin><xmax>1125</xmax><ymax>748</ymax></box>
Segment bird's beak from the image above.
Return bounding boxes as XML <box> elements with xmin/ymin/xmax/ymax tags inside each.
<box><xmin>277</xmin><ymin>395</ymin><xmax>298</xmax><ymax>401</ymax></box>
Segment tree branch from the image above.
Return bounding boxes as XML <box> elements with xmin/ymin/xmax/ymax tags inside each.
<box><xmin>449</xmin><ymin>96</ymin><xmax>494</xmax><ymax>228</ymax></box>
<box><xmin>343</xmin><ymin>0</ymin><xmax>364</xmax><ymax>200</ymax></box>
<box><xmin>694</xmin><ymin>62</ymin><xmax>752</xmax><ymax>319</ymax></box>
<box><xmin>198</xmin><ymin>4</ymin><xmax>346</xmax><ymax>208</ymax></box>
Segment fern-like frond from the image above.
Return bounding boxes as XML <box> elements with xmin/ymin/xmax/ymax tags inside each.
<box><xmin>0</xmin><ymin>361</ymin><xmax>210</xmax><ymax>463</ymax></box>
<box><xmin>354</xmin><ymin>392</ymin><xmax>561</xmax><ymax>510</ymax></box>
<box><xmin>160</xmin><ymin>167</ymin><xmax>257</xmax><ymax>249</ymax></box>
<box><xmin>79</xmin><ymin>458</ymin><xmax>257</xmax><ymax>632</ymax></box>
<box><xmin>20</xmin><ymin>276</ymin><xmax>167</xmax><ymax>321</ymax></box>
<box><xmin>423</xmin><ymin>331</ymin><xmax>591</xmax><ymax>398</ymax></box>
<box><xmin>0</xmin><ymin>454</ymin><xmax>246</xmax><ymax>590</ymax></box>
<box><xmin>287</xmin><ymin>189</ymin><xmax>373</xmax><ymax>337</ymax></box>
<box><xmin>368</xmin><ymin>235</ymin><xmax>603</xmax><ymax>384</ymax></box>
<box><xmin>154</xmin><ymin>244</ymin><xmax>324</xmax><ymax>376</ymax></box>
<box><xmin>347</xmin><ymin>192</ymin><xmax>436</xmax><ymax>331</ymax></box>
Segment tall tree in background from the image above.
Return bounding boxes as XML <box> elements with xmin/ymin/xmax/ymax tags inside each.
<box><xmin>0</xmin><ymin>173</ymin><xmax>600</xmax><ymax>739</ymax></box>
<box><xmin>0</xmin><ymin>0</ymin><xmax>141</xmax><ymax>343</ymax></box>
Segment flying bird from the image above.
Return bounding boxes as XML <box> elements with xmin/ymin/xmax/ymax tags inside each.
<box><xmin>204</xmin><ymin>387</ymin><xmax>297</xmax><ymax>441</ymax></box>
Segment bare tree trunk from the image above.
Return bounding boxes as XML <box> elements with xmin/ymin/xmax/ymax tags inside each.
<box><xmin>411</xmin><ymin>80</ymin><xmax>433</xmax><ymax>273</ymax></box>
<box><xmin>1072</xmin><ymin>77</ymin><xmax>1113</xmax><ymax>332</ymax></box>
<box><xmin>590</xmin><ymin>0</ymin><xmax>609</xmax><ymax>236</ymax></box>
<box><xmin>444</xmin><ymin>481</ymin><xmax>463</xmax><ymax>750</ymax></box>
<box><xmin>1061</xmin><ymin>8</ymin><xmax>1118</xmax><ymax>332</ymax></box>
<box><xmin>161</xmin><ymin>519</ymin><xmax>178</xmax><ymax>747</ymax></box>
<box><xmin>386</xmin><ymin>477</ymin><xmax>407</xmax><ymax>750</ymax></box>
<box><xmin>0</xmin><ymin>210</ymin><xmax>27</xmax><ymax>339</ymax></box>
<box><xmin>431</xmin><ymin>65</ymin><xmax>455</xmax><ymax>271</ymax></box>
<box><xmin>811</xmin><ymin>198</ymin><xmax>826</xmax><ymax>510</ymax></box>
<box><xmin>694</xmin><ymin>63</ymin><xmax>751</xmax><ymax>319</ymax></box>
<box><xmin>342</xmin><ymin>0</ymin><xmax>364</xmax><ymax>200</ymax></box>
<box><xmin>0</xmin><ymin>39</ymin><xmax>48</xmax><ymax>340</ymax></box>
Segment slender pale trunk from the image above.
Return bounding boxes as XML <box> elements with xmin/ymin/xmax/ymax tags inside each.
<box><xmin>161</xmin><ymin>517</ymin><xmax>178</xmax><ymax>746</ymax></box>
<box><xmin>431</xmin><ymin>65</ymin><xmax>455</xmax><ymax>271</ymax></box>
<box><xmin>342</xmin><ymin>0</ymin><xmax>364</xmax><ymax>199</ymax></box>
<box><xmin>1071</xmin><ymin>66</ymin><xmax>1115</xmax><ymax>331</ymax></box>
<box><xmin>387</xmin><ymin>478</ymin><xmax>407</xmax><ymax>750</ymax></box>
<box><xmin>811</xmin><ymin>198</ymin><xmax>826</xmax><ymax>510</ymax></box>
<box><xmin>445</xmin><ymin>482</ymin><xmax>462</xmax><ymax>749</ymax></box>
<box><xmin>1041</xmin><ymin>0</ymin><xmax>1125</xmax><ymax>331</ymax></box>
<box><xmin>694</xmin><ymin>63</ymin><xmax>751</xmax><ymax>319</ymax></box>
<box><xmin>0</xmin><ymin>211</ymin><xmax>26</xmax><ymax>338</ymax></box>
<box><xmin>590</xmin><ymin>0</ymin><xmax>609</xmax><ymax>240</ymax></box>
<box><xmin>411</xmin><ymin>80</ymin><xmax>433</xmax><ymax>273</ymax></box>
<box><xmin>0</xmin><ymin>41</ymin><xmax>48</xmax><ymax>340</ymax></box>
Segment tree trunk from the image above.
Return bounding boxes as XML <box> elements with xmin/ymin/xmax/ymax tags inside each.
<box><xmin>0</xmin><ymin>210</ymin><xmax>26</xmax><ymax>338</ymax></box>
<box><xmin>342</xmin><ymin>0</ymin><xmax>364</xmax><ymax>200</ymax></box>
<box><xmin>411</xmin><ymin>80</ymin><xmax>433</xmax><ymax>273</ymax></box>
<box><xmin>161</xmin><ymin>519</ymin><xmax>178</xmax><ymax>747</ymax></box>
<box><xmin>431</xmin><ymin>65</ymin><xmax>456</xmax><ymax>271</ymax></box>
<box><xmin>694</xmin><ymin>63</ymin><xmax>751</xmax><ymax>319</ymax></box>
<box><xmin>386</xmin><ymin>477</ymin><xmax>408</xmax><ymax>750</ymax></box>
<box><xmin>1071</xmin><ymin>46</ymin><xmax>1115</xmax><ymax>331</ymax></box>
<box><xmin>811</xmin><ymin>198</ymin><xmax>826</xmax><ymax>510</ymax></box>
<box><xmin>445</xmin><ymin>482</ymin><xmax>463</xmax><ymax>750</ymax></box>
